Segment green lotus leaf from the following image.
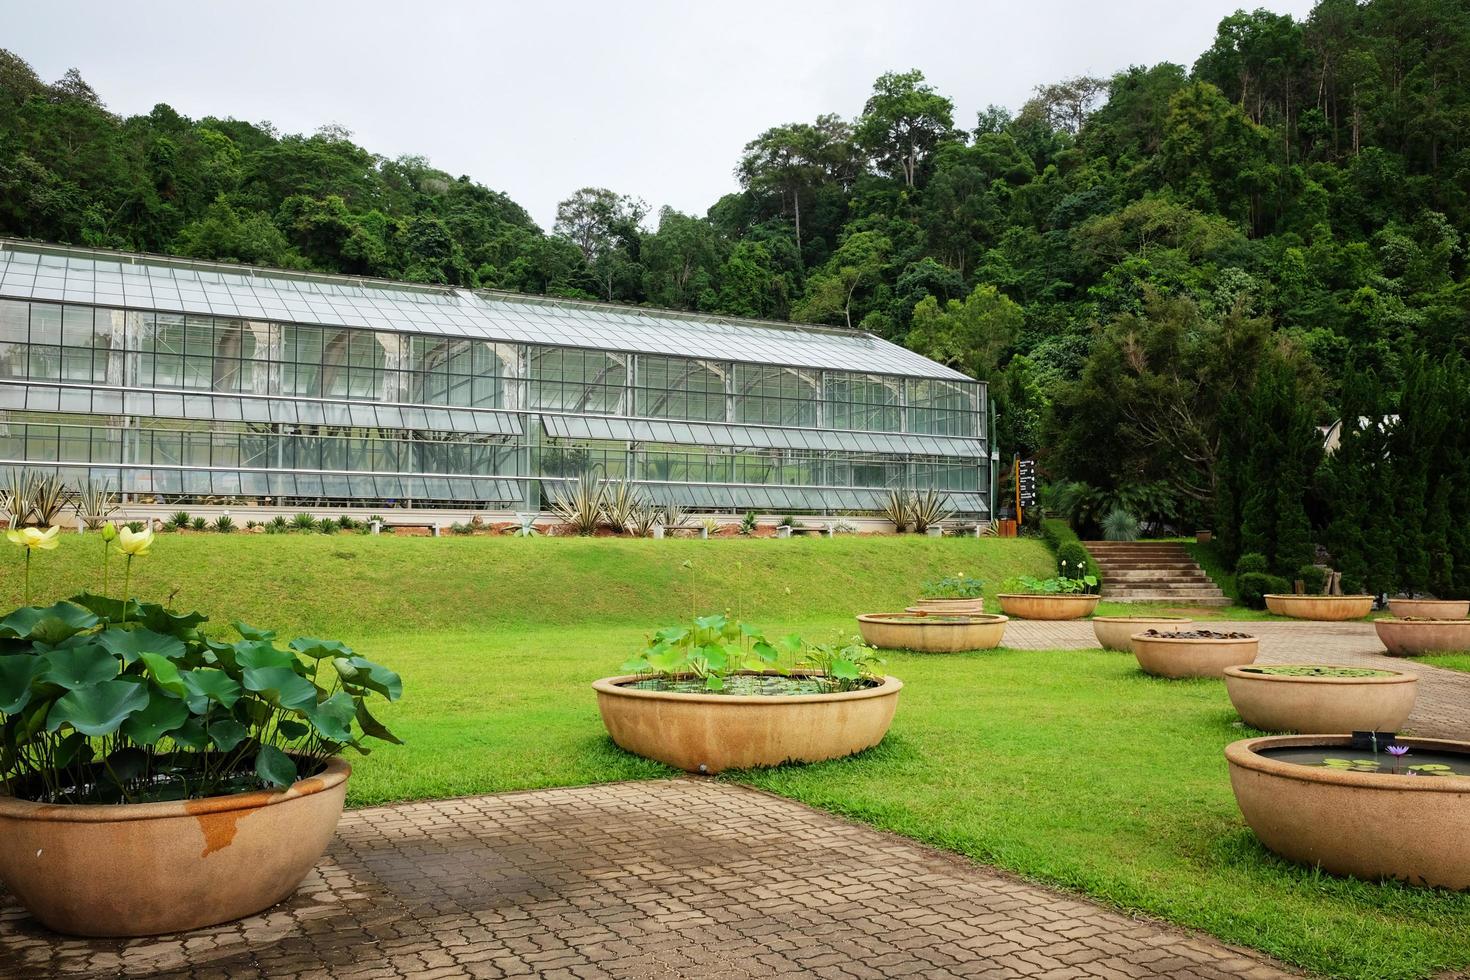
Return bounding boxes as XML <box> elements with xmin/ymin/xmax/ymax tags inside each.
<box><xmin>136</xmin><ymin>603</ymin><xmax>208</xmax><ymax>638</ymax></box>
<box><xmin>102</xmin><ymin>746</ymin><xmax>148</xmax><ymax>785</ymax></box>
<box><xmin>255</xmin><ymin>745</ymin><xmax>298</xmax><ymax>789</ymax></box>
<box><xmin>46</xmin><ymin>679</ymin><xmax>149</xmax><ymax>737</ymax></box>
<box><xmin>277</xmin><ymin>718</ymin><xmax>310</xmax><ymax>741</ymax></box>
<box><xmin>181</xmin><ymin>669</ymin><xmax>242</xmax><ymax>710</ymax></box>
<box><xmin>0</xmin><ymin>654</ymin><xmax>44</xmax><ymax>714</ymax></box>
<box><xmin>138</xmin><ymin>652</ymin><xmax>188</xmax><ymax>697</ymax></box>
<box><xmin>168</xmin><ymin>717</ymin><xmax>210</xmax><ymax>750</ymax></box>
<box><xmin>1409</xmin><ymin>764</ymin><xmax>1452</xmax><ymax>771</ymax></box>
<box><xmin>234</xmin><ymin>640</ymin><xmax>298</xmax><ymax>671</ymax></box>
<box><xmin>53</xmin><ymin>730</ymin><xmax>93</xmax><ymax>769</ymax></box>
<box><xmin>289</xmin><ymin>637</ymin><xmax>353</xmax><ymax>660</ymax></box>
<box><xmin>700</xmin><ymin>643</ymin><xmax>729</xmax><ymax>671</ymax></box>
<box><xmin>242</xmin><ymin>666</ymin><xmax>319</xmax><ymax>711</ymax></box>
<box><xmin>233</xmin><ymin>622</ymin><xmax>277</xmax><ymax>642</ymax></box>
<box><xmin>38</xmin><ymin>645</ymin><xmax>118</xmax><ymax>690</ymax></box>
<box><xmin>302</xmin><ymin>690</ymin><xmax>356</xmax><ymax>742</ymax></box>
<box><xmin>120</xmin><ymin>688</ymin><xmax>190</xmax><ymax>744</ymax></box>
<box><xmin>704</xmin><ymin>674</ymin><xmax>724</xmax><ymax>692</ymax></box>
<box><xmin>207</xmin><ymin>718</ymin><xmax>248</xmax><ymax>752</ymax></box>
<box><xmin>0</xmin><ymin>603</ymin><xmax>100</xmax><ymax>644</ymax></box>
<box><xmin>355</xmin><ymin>700</ymin><xmax>401</xmax><ymax>745</ymax></box>
<box><xmin>340</xmin><ymin>657</ymin><xmax>402</xmax><ymax>701</ymax></box>
<box><xmin>69</xmin><ymin>592</ymin><xmax>145</xmax><ymax>625</ymax></box>
<box><xmin>96</xmin><ymin>627</ymin><xmax>187</xmax><ymax>665</ymax></box>
<box><xmin>751</xmin><ymin>640</ymin><xmax>779</xmax><ymax>663</ymax></box>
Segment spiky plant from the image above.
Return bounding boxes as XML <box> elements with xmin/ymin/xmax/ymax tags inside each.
<box><xmin>74</xmin><ymin>478</ymin><xmax>118</xmax><ymax>530</ymax></box>
<box><xmin>318</xmin><ymin>518</ymin><xmax>340</xmax><ymax>535</ymax></box>
<box><xmin>910</xmin><ymin>489</ymin><xmax>953</xmax><ymax>533</ymax></box>
<box><xmin>29</xmin><ymin>474</ymin><xmax>68</xmax><ymax>527</ymax></box>
<box><xmin>881</xmin><ymin>488</ymin><xmax>914</xmax><ymax>533</ymax></box>
<box><xmin>660</xmin><ymin>502</ymin><xmax>689</xmax><ymax>532</ymax></box>
<box><xmin>1</xmin><ymin>469</ymin><xmax>38</xmax><ymax>527</ymax></box>
<box><xmin>290</xmin><ymin>512</ymin><xmax>319</xmax><ymax>531</ymax></box>
<box><xmin>628</xmin><ymin>501</ymin><xmax>659</xmax><ymax>538</ymax></box>
<box><xmin>211</xmin><ymin>514</ymin><xmax>236</xmax><ymax>533</ymax></box>
<box><xmin>1101</xmin><ymin>506</ymin><xmax>1141</xmax><ymax>542</ymax></box>
<box><xmin>549</xmin><ymin>478</ymin><xmax>607</xmax><ymax>536</ymax></box>
<box><xmin>602</xmin><ymin>480</ymin><xmax>644</xmax><ymax>534</ymax></box>
<box><xmin>168</xmin><ymin>510</ymin><xmax>193</xmax><ymax>531</ymax></box>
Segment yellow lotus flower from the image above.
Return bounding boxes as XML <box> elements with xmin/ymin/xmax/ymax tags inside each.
<box><xmin>116</xmin><ymin>526</ymin><xmax>153</xmax><ymax>557</ymax></box>
<box><xmin>6</xmin><ymin>526</ymin><xmax>61</xmax><ymax>552</ymax></box>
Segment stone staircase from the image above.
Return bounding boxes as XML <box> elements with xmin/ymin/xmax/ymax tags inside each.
<box><xmin>1081</xmin><ymin>541</ymin><xmax>1231</xmax><ymax>606</ymax></box>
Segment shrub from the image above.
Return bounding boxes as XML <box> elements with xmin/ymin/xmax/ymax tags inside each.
<box><xmin>1298</xmin><ymin>564</ymin><xmax>1328</xmax><ymax>595</ymax></box>
<box><xmin>1237</xmin><ymin>572</ymin><xmax>1290</xmax><ymax>609</ymax></box>
<box><xmin>549</xmin><ymin>478</ymin><xmax>606</xmax><ymax>535</ymax></box>
<box><xmin>268</xmin><ymin>515</ymin><xmax>289</xmax><ymax>533</ymax></box>
<box><xmin>1056</xmin><ymin>541</ymin><xmax>1090</xmax><ymax>577</ymax></box>
<box><xmin>450</xmin><ymin>522</ymin><xmax>473</xmax><ymax>535</ymax></box>
<box><xmin>168</xmin><ymin>510</ymin><xmax>192</xmax><ymax>531</ymax></box>
<box><xmin>1235</xmin><ymin>552</ymin><xmax>1269</xmax><ymax>577</ymax></box>
<box><xmin>126</xmin><ymin>520</ymin><xmax>147</xmax><ymax>533</ymax></box>
<box><xmin>1041</xmin><ymin>519</ymin><xmax>1102</xmax><ymax>583</ymax></box>
<box><xmin>212</xmin><ymin>515</ymin><xmax>236</xmax><ymax>533</ymax></box>
<box><xmin>337</xmin><ymin>515</ymin><xmax>358</xmax><ymax>531</ymax></box>
<box><xmin>290</xmin><ymin>513</ymin><xmax>318</xmax><ymax>532</ymax></box>
<box><xmin>189</xmin><ymin>517</ymin><xmax>208</xmax><ymax>532</ymax></box>
<box><xmin>910</xmin><ymin>489</ymin><xmax>953</xmax><ymax>533</ymax></box>
<box><xmin>881</xmin><ymin>489</ymin><xmax>912</xmax><ymax>532</ymax></box>
<box><xmin>1101</xmin><ymin>507</ymin><xmax>1140</xmax><ymax>541</ymax></box>
<box><xmin>739</xmin><ymin>511</ymin><xmax>758</xmax><ymax>535</ymax></box>
<box><xmin>317</xmin><ymin>518</ymin><xmax>339</xmax><ymax>535</ymax></box>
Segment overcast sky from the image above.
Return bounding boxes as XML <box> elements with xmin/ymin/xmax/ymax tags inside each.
<box><xmin>8</xmin><ymin>0</ymin><xmax>1316</xmax><ymax>230</ymax></box>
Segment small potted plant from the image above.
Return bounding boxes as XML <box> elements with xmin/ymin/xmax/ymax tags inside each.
<box><xmin>1227</xmin><ymin>734</ymin><xmax>1470</xmax><ymax>889</ymax></box>
<box><xmin>1131</xmin><ymin>628</ymin><xmax>1258</xmax><ymax>678</ymax></box>
<box><xmin>996</xmin><ymin>565</ymin><xmax>1100</xmax><ymax>620</ymax></box>
<box><xmin>0</xmin><ymin>526</ymin><xmax>402</xmax><ymax>937</ymax></box>
<box><xmin>1223</xmin><ymin>664</ymin><xmax>1418</xmax><ymax>733</ymax></box>
<box><xmin>594</xmin><ymin>615</ymin><xmax>900</xmax><ymax>773</ymax></box>
<box><xmin>908</xmin><ymin>573</ymin><xmax>985</xmax><ymax>615</ymax></box>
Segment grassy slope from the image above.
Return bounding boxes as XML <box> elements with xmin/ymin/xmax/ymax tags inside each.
<box><xmin>6</xmin><ymin>533</ymin><xmax>1468</xmax><ymax>979</ymax></box>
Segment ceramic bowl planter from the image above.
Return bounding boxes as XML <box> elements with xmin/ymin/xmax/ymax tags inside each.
<box><xmin>858</xmin><ymin>613</ymin><xmax>1007</xmax><ymax>652</ymax></box>
<box><xmin>1388</xmin><ymin>598</ymin><xmax>1470</xmax><ymax>619</ymax></box>
<box><xmin>996</xmin><ymin>593</ymin><xmax>1099</xmax><ymax>620</ymax></box>
<box><xmin>1263</xmin><ymin>594</ymin><xmax>1374</xmax><ymax>621</ymax></box>
<box><xmin>1226</xmin><ymin>735</ymin><xmax>1470</xmax><ymax>889</ymax></box>
<box><xmin>1131</xmin><ymin>629</ymin><xmax>1258</xmax><ymax>678</ymax></box>
<box><xmin>906</xmin><ymin>597</ymin><xmax>985</xmax><ymax>615</ymax></box>
<box><xmin>1374</xmin><ymin>617</ymin><xmax>1470</xmax><ymax>656</ymax></box>
<box><xmin>1223</xmin><ymin>665</ymin><xmax>1418</xmax><ymax>733</ymax></box>
<box><xmin>593</xmin><ymin>671</ymin><xmax>901</xmax><ymax>773</ymax></box>
<box><xmin>1092</xmin><ymin>616</ymin><xmax>1192</xmax><ymax>651</ymax></box>
<box><xmin>0</xmin><ymin>758</ymin><xmax>350</xmax><ymax>937</ymax></box>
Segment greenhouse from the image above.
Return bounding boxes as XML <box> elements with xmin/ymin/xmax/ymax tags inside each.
<box><xmin>0</xmin><ymin>240</ymin><xmax>991</xmax><ymax>517</ymax></box>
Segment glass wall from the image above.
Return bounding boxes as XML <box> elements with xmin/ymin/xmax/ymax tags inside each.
<box><xmin>0</xmin><ymin>296</ymin><xmax>987</xmax><ymax>513</ymax></box>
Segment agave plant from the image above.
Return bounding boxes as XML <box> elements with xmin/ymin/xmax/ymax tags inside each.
<box><xmin>1101</xmin><ymin>506</ymin><xmax>1141</xmax><ymax>542</ymax></box>
<box><xmin>881</xmin><ymin>488</ymin><xmax>914</xmax><ymax>532</ymax></box>
<box><xmin>602</xmin><ymin>480</ymin><xmax>644</xmax><ymax>534</ymax></box>
<box><xmin>212</xmin><ymin>514</ymin><xmax>236</xmax><ymax>533</ymax></box>
<box><xmin>549</xmin><ymin>478</ymin><xmax>607</xmax><ymax>535</ymax></box>
<box><xmin>910</xmin><ymin>489</ymin><xmax>953</xmax><ymax>533</ymax></box>
<box><xmin>190</xmin><ymin>516</ymin><xmax>208</xmax><ymax>532</ymax></box>
<box><xmin>660</xmin><ymin>502</ymin><xmax>689</xmax><ymax>532</ymax></box>
<box><xmin>167</xmin><ymin>510</ymin><xmax>193</xmax><ymax>531</ymax></box>
<box><xmin>74</xmin><ymin>479</ymin><xmax>119</xmax><ymax>531</ymax></box>
<box><xmin>1</xmin><ymin>468</ymin><xmax>38</xmax><ymax>527</ymax></box>
<box><xmin>28</xmin><ymin>474</ymin><xmax>68</xmax><ymax>527</ymax></box>
<box><xmin>628</xmin><ymin>501</ymin><xmax>659</xmax><ymax>538</ymax></box>
<box><xmin>290</xmin><ymin>512</ymin><xmax>318</xmax><ymax>532</ymax></box>
<box><xmin>507</xmin><ymin>514</ymin><xmax>541</xmax><ymax>537</ymax></box>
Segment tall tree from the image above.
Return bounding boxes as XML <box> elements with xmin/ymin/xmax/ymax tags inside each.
<box><xmin>855</xmin><ymin>70</ymin><xmax>957</xmax><ymax>188</ymax></box>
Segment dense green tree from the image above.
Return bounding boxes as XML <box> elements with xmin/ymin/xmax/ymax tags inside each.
<box><xmin>854</xmin><ymin>70</ymin><xmax>957</xmax><ymax>188</ymax></box>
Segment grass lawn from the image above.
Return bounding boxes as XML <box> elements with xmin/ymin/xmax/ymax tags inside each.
<box><xmin>1417</xmin><ymin>652</ymin><xmax>1470</xmax><ymax>673</ymax></box>
<box><xmin>7</xmin><ymin>533</ymin><xmax>1469</xmax><ymax>979</ymax></box>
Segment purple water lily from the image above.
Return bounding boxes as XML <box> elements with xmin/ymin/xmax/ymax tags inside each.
<box><xmin>1386</xmin><ymin>744</ymin><xmax>1409</xmax><ymax>773</ymax></box>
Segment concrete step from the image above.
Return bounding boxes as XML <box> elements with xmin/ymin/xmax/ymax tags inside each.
<box><xmin>1102</xmin><ymin>570</ymin><xmax>1215</xmax><ymax>582</ymax></box>
<box><xmin>1092</xmin><ymin>563</ymin><xmax>1210</xmax><ymax>572</ymax></box>
<box><xmin>1102</xmin><ymin>595</ymin><xmax>1234</xmax><ymax>607</ymax></box>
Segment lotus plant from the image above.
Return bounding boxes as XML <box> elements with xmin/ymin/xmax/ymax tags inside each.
<box><xmin>7</xmin><ymin>525</ymin><xmax>60</xmax><ymax>604</ymax></box>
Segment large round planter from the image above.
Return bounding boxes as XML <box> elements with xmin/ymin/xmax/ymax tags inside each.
<box><xmin>593</xmin><ymin>672</ymin><xmax>901</xmax><ymax>774</ymax></box>
<box><xmin>1263</xmin><ymin>594</ymin><xmax>1374</xmax><ymax>621</ymax></box>
<box><xmin>1131</xmin><ymin>632</ymin><xmax>1258</xmax><ymax>678</ymax></box>
<box><xmin>1092</xmin><ymin>616</ymin><xmax>1192</xmax><ymax>652</ymax></box>
<box><xmin>907</xmin><ymin>597</ymin><xmax>985</xmax><ymax>615</ymax></box>
<box><xmin>1374</xmin><ymin>617</ymin><xmax>1470</xmax><ymax>656</ymax></box>
<box><xmin>996</xmin><ymin>593</ymin><xmax>1099</xmax><ymax>620</ymax></box>
<box><xmin>1387</xmin><ymin>598</ymin><xmax>1470</xmax><ymax>620</ymax></box>
<box><xmin>1226</xmin><ymin>735</ymin><xmax>1470</xmax><ymax>889</ymax></box>
<box><xmin>859</xmin><ymin>613</ymin><xmax>1007</xmax><ymax>652</ymax></box>
<box><xmin>0</xmin><ymin>757</ymin><xmax>349</xmax><ymax>937</ymax></box>
<box><xmin>1223</xmin><ymin>665</ymin><xmax>1418</xmax><ymax>733</ymax></box>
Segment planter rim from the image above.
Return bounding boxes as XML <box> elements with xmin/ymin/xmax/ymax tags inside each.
<box><xmin>1131</xmin><ymin>633</ymin><xmax>1256</xmax><ymax>645</ymax></box>
<box><xmin>1225</xmin><ymin>734</ymin><xmax>1470</xmax><ymax>792</ymax></box>
<box><xmin>1377</xmin><ymin>617</ymin><xmax>1470</xmax><ymax>625</ymax></box>
<box><xmin>996</xmin><ymin>593</ymin><xmax>1098</xmax><ymax>601</ymax></box>
<box><xmin>1094</xmin><ymin>615</ymin><xmax>1191</xmax><ymax>623</ymax></box>
<box><xmin>862</xmin><ymin>612</ymin><xmax>1008</xmax><ymax>626</ymax></box>
<box><xmin>593</xmin><ymin>671</ymin><xmax>902</xmax><ymax>706</ymax></box>
<box><xmin>0</xmin><ymin>755</ymin><xmax>350</xmax><ymax>824</ymax></box>
<box><xmin>1263</xmin><ymin>594</ymin><xmax>1375</xmax><ymax>601</ymax></box>
<box><xmin>1223</xmin><ymin>664</ymin><xmax>1417</xmax><ymax>685</ymax></box>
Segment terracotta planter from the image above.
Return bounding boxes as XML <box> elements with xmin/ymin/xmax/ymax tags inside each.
<box><xmin>907</xmin><ymin>597</ymin><xmax>985</xmax><ymax>615</ymax></box>
<box><xmin>996</xmin><ymin>593</ymin><xmax>1099</xmax><ymax>620</ymax></box>
<box><xmin>1131</xmin><ymin>632</ymin><xmax>1258</xmax><ymax>678</ymax></box>
<box><xmin>1226</xmin><ymin>735</ymin><xmax>1470</xmax><ymax>889</ymax></box>
<box><xmin>858</xmin><ymin>613</ymin><xmax>1007</xmax><ymax>652</ymax></box>
<box><xmin>1374</xmin><ymin>617</ymin><xmax>1470</xmax><ymax>656</ymax></box>
<box><xmin>1387</xmin><ymin>598</ymin><xmax>1470</xmax><ymax>620</ymax></box>
<box><xmin>1196</xmin><ymin>530</ymin><xmax>1213</xmax><ymax>544</ymax></box>
<box><xmin>593</xmin><ymin>672</ymin><xmax>901</xmax><ymax>773</ymax></box>
<box><xmin>1092</xmin><ymin>616</ymin><xmax>1192</xmax><ymax>652</ymax></box>
<box><xmin>1263</xmin><ymin>594</ymin><xmax>1374</xmax><ymax>621</ymax></box>
<box><xmin>1223</xmin><ymin>665</ymin><xmax>1418</xmax><ymax>733</ymax></box>
<box><xmin>0</xmin><ymin>757</ymin><xmax>349</xmax><ymax>937</ymax></box>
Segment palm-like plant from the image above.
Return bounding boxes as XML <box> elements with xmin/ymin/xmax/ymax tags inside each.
<box><xmin>1</xmin><ymin>469</ymin><xmax>38</xmax><ymax>527</ymax></box>
<box><xmin>910</xmin><ymin>489</ymin><xmax>953</xmax><ymax>533</ymax></box>
<box><xmin>1101</xmin><ymin>506</ymin><xmax>1141</xmax><ymax>542</ymax></box>
<box><xmin>168</xmin><ymin>510</ymin><xmax>193</xmax><ymax>531</ymax></box>
<box><xmin>74</xmin><ymin>478</ymin><xmax>118</xmax><ymax>530</ymax></box>
<box><xmin>290</xmin><ymin>512</ymin><xmax>318</xmax><ymax>531</ymax></box>
<box><xmin>881</xmin><ymin>488</ymin><xmax>914</xmax><ymax>532</ymax></box>
<box><xmin>549</xmin><ymin>478</ymin><xmax>607</xmax><ymax>535</ymax></box>
<box><xmin>212</xmin><ymin>514</ymin><xmax>236</xmax><ymax>533</ymax></box>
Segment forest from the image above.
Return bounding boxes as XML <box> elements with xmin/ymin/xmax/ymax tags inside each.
<box><xmin>2</xmin><ymin>0</ymin><xmax>1469</xmax><ymax>583</ymax></box>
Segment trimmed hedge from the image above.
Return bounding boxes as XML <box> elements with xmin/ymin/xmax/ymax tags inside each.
<box><xmin>1238</xmin><ymin>572</ymin><xmax>1290</xmax><ymax>609</ymax></box>
<box><xmin>1041</xmin><ymin>518</ymin><xmax>1102</xmax><ymax>583</ymax></box>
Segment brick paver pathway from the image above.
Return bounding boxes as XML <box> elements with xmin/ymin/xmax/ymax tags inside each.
<box><xmin>1006</xmin><ymin>619</ymin><xmax>1469</xmax><ymax>738</ymax></box>
<box><xmin>1</xmin><ymin>779</ymin><xmax>1295</xmax><ymax>980</ymax></box>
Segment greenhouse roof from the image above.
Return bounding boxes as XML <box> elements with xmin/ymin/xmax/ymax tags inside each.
<box><xmin>0</xmin><ymin>240</ymin><xmax>973</xmax><ymax>382</ymax></box>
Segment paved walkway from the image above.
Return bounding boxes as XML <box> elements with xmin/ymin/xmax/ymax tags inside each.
<box><xmin>1005</xmin><ymin>619</ymin><xmax>1469</xmax><ymax>739</ymax></box>
<box><xmin>1</xmin><ymin>780</ymin><xmax>1295</xmax><ymax>980</ymax></box>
